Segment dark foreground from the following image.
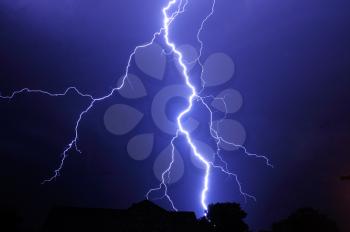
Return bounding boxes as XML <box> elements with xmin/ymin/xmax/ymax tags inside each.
<box><xmin>1</xmin><ymin>200</ymin><xmax>339</xmax><ymax>232</ymax></box>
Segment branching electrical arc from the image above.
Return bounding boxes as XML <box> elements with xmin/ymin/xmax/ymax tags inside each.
<box><xmin>0</xmin><ymin>0</ymin><xmax>272</xmax><ymax>213</ymax></box>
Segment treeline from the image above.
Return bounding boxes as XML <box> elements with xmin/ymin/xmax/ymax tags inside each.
<box><xmin>0</xmin><ymin>202</ymin><xmax>339</xmax><ymax>232</ymax></box>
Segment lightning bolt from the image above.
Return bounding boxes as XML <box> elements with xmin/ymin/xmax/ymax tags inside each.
<box><xmin>146</xmin><ymin>0</ymin><xmax>272</xmax><ymax>212</ymax></box>
<box><xmin>0</xmin><ymin>0</ymin><xmax>272</xmax><ymax>213</ymax></box>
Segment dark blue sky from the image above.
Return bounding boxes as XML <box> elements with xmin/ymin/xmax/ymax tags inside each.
<box><xmin>0</xmin><ymin>0</ymin><xmax>349</xmax><ymax>231</ymax></box>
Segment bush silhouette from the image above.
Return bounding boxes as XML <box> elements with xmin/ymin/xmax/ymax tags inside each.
<box><xmin>0</xmin><ymin>209</ymin><xmax>21</xmax><ymax>232</ymax></box>
<box><xmin>271</xmin><ymin>208</ymin><xmax>339</xmax><ymax>232</ymax></box>
<box><xmin>206</xmin><ymin>202</ymin><xmax>249</xmax><ymax>232</ymax></box>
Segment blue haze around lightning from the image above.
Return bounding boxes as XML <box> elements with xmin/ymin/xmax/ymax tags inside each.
<box><xmin>0</xmin><ymin>0</ymin><xmax>271</xmax><ymax>213</ymax></box>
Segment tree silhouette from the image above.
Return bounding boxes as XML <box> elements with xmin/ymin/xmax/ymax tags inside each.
<box><xmin>206</xmin><ymin>202</ymin><xmax>249</xmax><ymax>232</ymax></box>
<box><xmin>198</xmin><ymin>216</ymin><xmax>214</xmax><ymax>232</ymax></box>
<box><xmin>271</xmin><ymin>208</ymin><xmax>339</xmax><ymax>232</ymax></box>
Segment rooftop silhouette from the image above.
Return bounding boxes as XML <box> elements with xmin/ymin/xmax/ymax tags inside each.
<box><xmin>43</xmin><ymin>200</ymin><xmax>198</xmax><ymax>232</ymax></box>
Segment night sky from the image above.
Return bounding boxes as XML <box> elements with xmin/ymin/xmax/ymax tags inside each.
<box><xmin>1</xmin><ymin>0</ymin><xmax>350</xmax><ymax>231</ymax></box>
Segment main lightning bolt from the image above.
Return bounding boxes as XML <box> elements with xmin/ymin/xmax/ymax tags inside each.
<box><xmin>0</xmin><ymin>0</ymin><xmax>271</xmax><ymax>213</ymax></box>
<box><xmin>146</xmin><ymin>0</ymin><xmax>272</xmax><ymax>212</ymax></box>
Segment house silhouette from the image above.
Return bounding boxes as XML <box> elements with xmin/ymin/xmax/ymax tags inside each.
<box><xmin>43</xmin><ymin>200</ymin><xmax>197</xmax><ymax>232</ymax></box>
